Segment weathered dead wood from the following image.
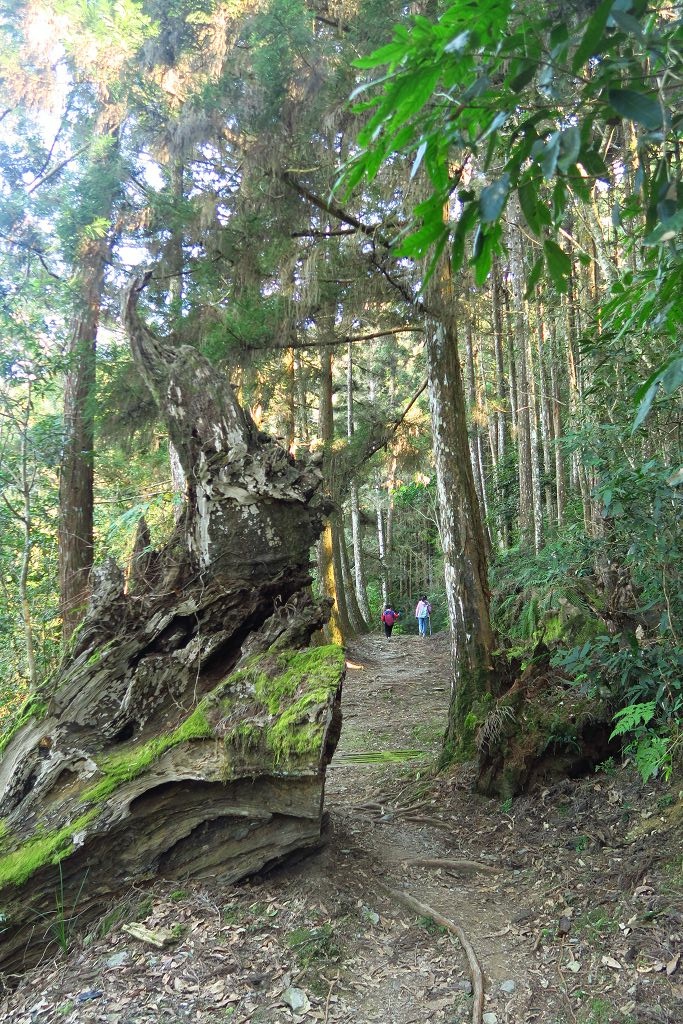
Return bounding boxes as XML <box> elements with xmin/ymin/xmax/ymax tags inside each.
<box><xmin>0</xmin><ymin>278</ymin><xmax>343</xmax><ymax>978</ymax></box>
<box><xmin>380</xmin><ymin>885</ymin><xmax>485</xmax><ymax>1024</ymax></box>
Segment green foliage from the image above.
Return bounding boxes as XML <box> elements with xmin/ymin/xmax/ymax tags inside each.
<box><xmin>342</xmin><ymin>0</ymin><xmax>683</xmax><ymax>426</ymax></box>
<box><xmin>247</xmin><ymin>0</ymin><xmax>317</xmax><ymax>128</ymax></box>
<box><xmin>344</xmin><ymin>0</ymin><xmax>682</xmax><ymax>276</ymax></box>
<box><xmin>33</xmin><ymin>862</ymin><xmax>89</xmax><ymax>955</ymax></box>
<box><xmin>553</xmin><ymin>636</ymin><xmax>683</xmax><ymax>780</ymax></box>
<box><xmin>490</xmin><ymin>539</ymin><xmax>602</xmax><ymax>658</ymax></box>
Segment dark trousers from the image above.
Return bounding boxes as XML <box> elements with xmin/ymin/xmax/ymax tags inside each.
<box><xmin>384</xmin><ymin>622</ymin><xmax>394</xmax><ymax>637</ymax></box>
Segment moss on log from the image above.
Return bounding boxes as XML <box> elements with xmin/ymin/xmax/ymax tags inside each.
<box><xmin>0</xmin><ymin>279</ymin><xmax>344</xmax><ymax>978</ymax></box>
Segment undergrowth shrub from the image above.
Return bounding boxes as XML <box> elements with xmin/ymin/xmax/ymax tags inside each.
<box><xmin>552</xmin><ymin>636</ymin><xmax>683</xmax><ymax>781</ymax></box>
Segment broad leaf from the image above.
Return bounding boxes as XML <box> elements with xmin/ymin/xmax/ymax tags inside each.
<box><xmin>608</xmin><ymin>88</ymin><xmax>664</xmax><ymax>130</ymax></box>
<box><xmin>572</xmin><ymin>0</ymin><xmax>613</xmax><ymax>71</ymax></box>
<box><xmin>479</xmin><ymin>174</ymin><xmax>510</xmax><ymax>222</ymax></box>
<box><xmin>543</xmin><ymin>238</ymin><xmax>571</xmax><ymax>292</ymax></box>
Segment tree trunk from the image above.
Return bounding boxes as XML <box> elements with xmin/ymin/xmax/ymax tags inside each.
<box><xmin>491</xmin><ymin>257</ymin><xmax>509</xmax><ymax>548</ymax></box>
<box><xmin>337</xmin><ymin>505</ymin><xmax>368</xmax><ymax>630</ymax></box>
<box><xmin>508</xmin><ymin>209</ymin><xmax>535</xmax><ymax>549</ymax></box>
<box><xmin>424</xmin><ymin>290</ymin><xmax>497</xmax><ymax>764</ymax></box>
<box><xmin>58</xmin><ymin>132</ymin><xmax>120</xmax><ymax>646</ymax></box>
<box><xmin>463</xmin><ymin>316</ymin><xmax>491</xmax><ymax>556</ymax></box>
<box><xmin>526</xmin><ymin>316</ymin><xmax>544</xmax><ymax>553</ymax></box>
<box><xmin>346</xmin><ymin>341</ymin><xmax>370</xmax><ymax>623</ymax></box>
<box><xmin>18</xmin><ymin>382</ymin><xmax>37</xmax><ymax>688</ymax></box>
<box><xmin>58</xmin><ymin>235</ymin><xmax>110</xmax><ymax>644</ymax></box>
<box><xmin>536</xmin><ymin>300</ymin><xmax>556</xmax><ymax>529</ymax></box>
<box><xmin>549</xmin><ymin>318</ymin><xmax>566</xmax><ymax>527</ymax></box>
<box><xmin>318</xmin><ymin>347</ymin><xmax>346</xmax><ymax>642</ymax></box>
<box><xmin>349</xmin><ymin>477</ymin><xmax>371</xmax><ymax>622</ymax></box>
<box><xmin>0</xmin><ymin>278</ymin><xmax>342</xmax><ymax>975</ymax></box>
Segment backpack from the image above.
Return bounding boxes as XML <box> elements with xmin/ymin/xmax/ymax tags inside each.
<box><xmin>382</xmin><ymin>609</ymin><xmax>397</xmax><ymax>625</ymax></box>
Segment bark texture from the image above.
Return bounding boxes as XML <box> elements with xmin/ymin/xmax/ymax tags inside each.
<box><xmin>423</xmin><ymin>304</ymin><xmax>497</xmax><ymax>762</ymax></box>
<box><xmin>0</xmin><ymin>279</ymin><xmax>342</xmax><ymax>976</ymax></box>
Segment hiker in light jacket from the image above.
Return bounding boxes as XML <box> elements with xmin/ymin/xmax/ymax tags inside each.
<box><xmin>415</xmin><ymin>596</ymin><xmax>431</xmax><ymax>637</ymax></box>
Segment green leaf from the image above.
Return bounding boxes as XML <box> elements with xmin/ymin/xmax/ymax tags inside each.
<box><xmin>471</xmin><ymin>223</ymin><xmax>499</xmax><ymax>285</ymax></box>
<box><xmin>631</xmin><ymin>353</ymin><xmax>683</xmax><ymax>430</ymax></box>
<box><xmin>557</xmin><ymin>126</ymin><xmax>581</xmax><ymax>173</ymax></box>
<box><xmin>634</xmin><ymin>736</ymin><xmax>669</xmax><ymax>783</ymax></box>
<box><xmin>524</xmin><ymin>257</ymin><xmax>544</xmax><ymax>298</ymax></box>
<box><xmin>481</xmin><ymin>110</ymin><xmax>509</xmax><ymax>141</ymax></box>
<box><xmin>543</xmin><ymin>239</ymin><xmax>571</xmax><ymax>292</ymax></box>
<box><xmin>552</xmin><ymin>179</ymin><xmax>568</xmax><ymax>222</ymax></box>
<box><xmin>572</xmin><ymin>0</ymin><xmax>613</xmax><ymax>71</ymax></box>
<box><xmin>479</xmin><ymin>173</ymin><xmax>510</xmax><ymax>223</ymax></box>
<box><xmin>451</xmin><ymin>201</ymin><xmax>478</xmax><ymax>271</ymax></box>
<box><xmin>608</xmin><ymin>89</ymin><xmax>664</xmax><ymax>130</ymax></box>
<box><xmin>532</xmin><ymin>132</ymin><xmax>560</xmax><ymax>179</ymax></box>
<box><xmin>509</xmin><ymin>62</ymin><xmax>535</xmax><ymax>92</ymax></box>
<box><xmin>444</xmin><ymin>30</ymin><xmax>470</xmax><ymax>54</ymax></box>
<box><xmin>643</xmin><ymin>208</ymin><xmax>683</xmax><ymax>244</ymax></box>
<box><xmin>661</xmin><ymin>356</ymin><xmax>683</xmax><ymax>394</ymax></box>
<box><xmin>354</xmin><ymin>41</ymin><xmax>410</xmax><ymax>69</ymax></box>
<box><xmin>610</xmin><ymin>700</ymin><xmax>657</xmax><ymax>739</ymax></box>
<box><xmin>632</xmin><ymin>380</ymin><xmax>660</xmax><ymax>431</ymax></box>
<box><xmin>349</xmin><ymin>72</ymin><xmax>394</xmax><ymax>103</ymax></box>
<box><xmin>609</xmin><ymin>10</ymin><xmax>645</xmax><ymax>40</ymax></box>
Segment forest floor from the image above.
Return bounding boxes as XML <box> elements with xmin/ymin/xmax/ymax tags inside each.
<box><xmin>2</xmin><ymin>631</ymin><xmax>682</xmax><ymax>1024</ymax></box>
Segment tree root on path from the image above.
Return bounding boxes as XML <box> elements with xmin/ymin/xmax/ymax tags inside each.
<box><xmin>379</xmin><ymin>884</ymin><xmax>485</xmax><ymax>1024</ymax></box>
<box><xmin>401</xmin><ymin>814</ymin><xmax>454</xmax><ymax>830</ymax></box>
<box><xmin>400</xmin><ymin>857</ymin><xmax>499</xmax><ymax>874</ymax></box>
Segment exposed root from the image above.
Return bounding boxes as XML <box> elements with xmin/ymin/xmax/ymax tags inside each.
<box><xmin>400</xmin><ymin>857</ymin><xmax>499</xmax><ymax>874</ymax></box>
<box><xmin>379</xmin><ymin>884</ymin><xmax>484</xmax><ymax>1024</ymax></box>
<box><xmin>391</xmin><ymin>799</ymin><xmax>434</xmax><ymax>816</ymax></box>
<box><xmin>401</xmin><ymin>815</ymin><xmax>454</xmax><ymax>830</ymax></box>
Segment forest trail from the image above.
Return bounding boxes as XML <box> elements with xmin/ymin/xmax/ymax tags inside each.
<box><xmin>2</xmin><ymin>632</ymin><xmax>681</xmax><ymax>1024</ymax></box>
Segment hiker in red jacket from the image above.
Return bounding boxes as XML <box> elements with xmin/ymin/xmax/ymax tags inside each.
<box><xmin>381</xmin><ymin>605</ymin><xmax>399</xmax><ymax>638</ymax></box>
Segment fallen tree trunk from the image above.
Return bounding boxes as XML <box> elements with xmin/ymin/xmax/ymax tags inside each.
<box><xmin>0</xmin><ymin>278</ymin><xmax>343</xmax><ymax>977</ymax></box>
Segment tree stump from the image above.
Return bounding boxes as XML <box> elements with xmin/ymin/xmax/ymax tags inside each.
<box><xmin>0</xmin><ymin>279</ymin><xmax>343</xmax><ymax>976</ymax></box>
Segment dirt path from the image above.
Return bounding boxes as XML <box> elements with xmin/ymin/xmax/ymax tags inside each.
<box><xmin>2</xmin><ymin>632</ymin><xmax>681</xmax><ymax>1024</ymax></box>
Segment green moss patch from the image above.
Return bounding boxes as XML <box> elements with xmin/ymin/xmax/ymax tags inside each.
<box><xmin>81</xmin><ymin>705</ymin><xmax>212</xmax><ymax>803</ymax></box>
<box><xmin>81</xmin><ymin>645</ymin><xmax>343</xmax><ymax>799</ymax></box>
<box><xmin>217</xmin><ymin>645</ymin><xmax>344</xmax><ymax>767</ymax></box>
<box><xmin>0</xmin><ymin>809</ymin><xmax>99</xmax><ymax>890</ymax></box>
<box><xmin>0</xmin><ymin>697</ymin><xmax>48</xmax><ymax>759</ymax></box>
